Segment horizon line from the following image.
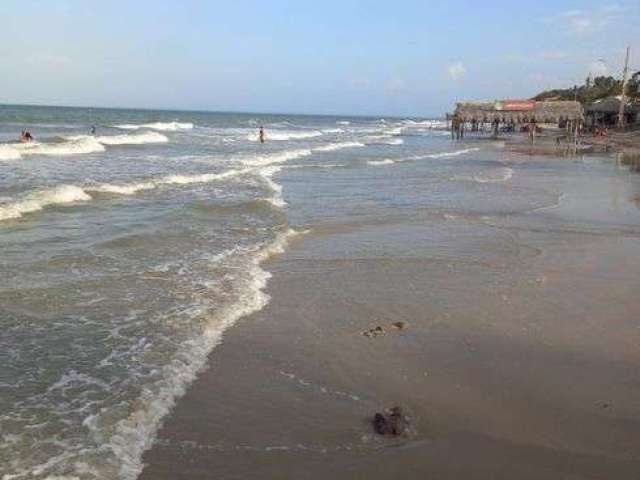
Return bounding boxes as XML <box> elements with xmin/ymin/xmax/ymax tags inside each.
<box><xmin>0</xmin><ymin>102</ymin><xmax>443</xmax><ymax>120</ymax></box>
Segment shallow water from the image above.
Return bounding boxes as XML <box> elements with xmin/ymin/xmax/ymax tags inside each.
<box><xmin>0</xmin><ymin>107</ymin><xmax>447</xmax><ymax>479</ymax></box>
<box><xmin>1</xmin><ymin>105</ymin><xmax>639</xmax><ymax>480</ymax></box>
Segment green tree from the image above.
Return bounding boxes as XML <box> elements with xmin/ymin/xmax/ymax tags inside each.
<box><xmin>533</xmin><ymin>73</ymin><xmax>640</xmax><ymax>104</ymax></box>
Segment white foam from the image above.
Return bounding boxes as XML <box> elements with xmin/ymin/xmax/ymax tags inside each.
<box><xmin>0</xmin><ymin>132</ymin><xmax>168</xmax><ymax>160</ymax></box>
<box><xmin>366</xmin><ymin>136</ymin><xmax>404</xmax><ymax>145</ymax></box>
<box><xmin>258</xmin><ymin>166</ymin><xmax>286</xmax><ymax>206</ymax></box>
<box><xmin>0</xmin><ymin>147</ymin><xmax>309</xmax><ymax>223</ymax></box>
<box><xmin>0</xmin><ymin>185</ymin><xmax>91</xmax><ymax>221</ymax></box>
<box><xmin>366</xmin><ymin>147</ymin><xmax>481</xmax><ymax>167</ymax></box>
<box><xmin>321</xmin><ymin>128</ymin><xmax>345</xmax><ymax>134</ymax></box>
<box><xmin>47</xmin><ymin>370</ymin><xmax>110</xmax><ymax>394</ymax></box>
<box><xmin>247</xmin><ymin>130</ymin><xmax>323</xmax><ymax>142</ymax></box>
<box><xmin>0</xmin><ymin>145</ymin><xmax>23</xmax><ymax>161</ymax></box>
<box><xmin>106</xmin><ymin>228</ymin><xmax>305</xmax><ymax>480</ymax></box>
<box><xmin>239</xmin><ymin>148</ymin><xmax>312</xmax><ymax>167</ymax></box>
<box><xmin>401</xmin><ymin>119</ymin><xmax>448</xmax><ymax>129</ymax></box>
<box><xmin>336</xmin><ymin>121</ymin><xmax>351</xmax><ymax>125</ymax></box>
<box><xmin>0</xmin><ymin>137</ymin><xmax>106</xmax><ymax>160</ymax></box>
<box><xmin>159</xmin><ymin>169</ymin><xmax>243</xmax><ymax>186</ymax></box>
<box><xmin>87</xmin><ymin>169</ymin><xmax>244</xmax><ymax>196</ymax></box>
<box><xmin>313</xmin><ymin>141</ymin><xmax>364</xmax><ymax>152</ymax></box>
<box><xmin>94</xmin><ymin>132</ymin><xmax>169</xmax><ymax>145</ymax></box>
<box><xmin>284</xmin><ymin>164</ymin><xmax>345</xmax><ymax>170</ymax></box>
<box><xmin>426</xmin><ymin>147</ymin><xmax>480</xmax><ymax>159</ymax></box>
<box><xmin>456</xmin><ymin>167</ymin><xmax>514</xmax><ymax>184</ymax></box>
<box><xmin>88</xmin><ymin>182</ymin><xmax>156</xmax><ymax>195</ymax></box>
<box><xmin>385</xmin><ymin>127</ymin><xmax>403</xmax><ymax>136</ymax></box>
<box><xmin>113</xmin><ymin>122</ymin><xmax>194</xmax><ymax>131</ymax></box>
<box><xmin>367</xmin><ymin>159</ymin><xmax>395</xmax><ymax>166</ymax></box>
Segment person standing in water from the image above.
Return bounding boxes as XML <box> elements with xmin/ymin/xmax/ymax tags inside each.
<box><xmin>20</xmin><ymin>130</ymin><xmax>33</xmax><ymax>142</ymax></box>
<box><xmin>259</xmin><ymin>126</ymin><xmax>265</xmax><ymax>144</ymax></box>
<box><xmin>90</xmin><ymin>125</ymin><xmax>96</xmax><ymax>135</ymax></box>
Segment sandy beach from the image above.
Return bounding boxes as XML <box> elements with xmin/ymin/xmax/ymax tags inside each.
<box><xmin>140</xmin><ymin>149</ymin><xmax>640</xmax><ymax>480</ymax></box>
<box><xmin>3</xmin><ymin>3</ymin><xmax>640</xmax><ymax>479</ymax></box>
<box><xmin>3</xmin><ymin>108</ymin><xmax>639</xmax><ymax>480</ymax></box>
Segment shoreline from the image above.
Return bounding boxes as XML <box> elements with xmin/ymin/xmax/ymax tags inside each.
<box><xmin>139</xmin><ymin>164</ymin><xmax>640</xmax><ymax>479</ymax></box>
<box><xmin>486</xmin><ymin>129</ymin><xmax>640</xmax><ymax>158</ymax></box>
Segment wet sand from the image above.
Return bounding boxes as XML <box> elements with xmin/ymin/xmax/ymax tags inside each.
<box><xmin>140</xmin><ymin>167</ymin><xmax>640</xmax><ymax>479</ymax></box>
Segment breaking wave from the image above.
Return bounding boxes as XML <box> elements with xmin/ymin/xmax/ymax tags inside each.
<box><xmin>93</xmin><ymin>132</ymin><xmax>169</xmax><ymax>145</ymax></box>
<box><xmin>0</xmin><ymin>147</ymin><xmax>314</xmax><ymax>222</ymax></box>
<box><xmin>367</xmin><ymin>159</ymin><xmax>396</xmax><ymax>166</ymax></box>
<box><xmin>113</xmin><ymin>122</ymin><xmax>194</xmax><ymax>131</ymax></box>
<box><xmin>0</xmin><ymin>132</ymin><xmax>169</xmax><ymax>160</ymax></box>
<box><xmin>426</xmin><ymin>147</ymin><xmax>480</xmax><ymax>159</ymax></box>
<box><xmin>366</xmin><ymin>147</ymin><xmax>481</xmax><ymax>167</ymax></box>
<box><xmin>313</xmin><ymin>141</ymin><xmax>364</xmax><ymax>152</ymax></box>
<box><xmin>0</xmin><ymin>144</ymin><xmax>27</xmax><ymax>161</ymax></box>
<box><xmin>238</xmin><ymin>148</ymin><xmax>313</xmax><ymax>167</ymax></box>
<box><xmin>247</xmin><ymin>130</ymin><xmax>323</xmax><ymax>142</ymax></box>
<box><xmin>0</xmin><ymin>185</ymin><xmax>91</xmax><ymax>221</ymax></box>
<box><xmin>107</xmin><ymin>227</ymin><xmax>304</xmax><ymax>480</ymax></box>
<box><xmin>0</xmin><ymin>138</ymin><xmax>106</xmax><ymax>160</ymax></box>
<box><xmin>401</xmin><ymin>119</ymin><xmax>448</xmax><ymax>129</ymax></box>
<box><xmin>89</xmin><ymin>169</ymin><xmax>245</xmax><ymax>196</ymax></box>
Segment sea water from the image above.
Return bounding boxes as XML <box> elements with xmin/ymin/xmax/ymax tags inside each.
<box><xmin>2</xmin><ymin>105</ymin><xmax>638</xmax><ymax>480</ymax></box>
<box><xmin>0</xmin><ymin>106</ymin><xmax>451</xmax><ymax>480</ymax></box>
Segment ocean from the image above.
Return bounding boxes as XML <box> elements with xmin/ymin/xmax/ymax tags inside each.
<box><xmin>2</xmin><ymin>105</ymin><xmax>640</xmax><ymax>480</ymax></box>
<box><xmin>0</xmin><ymin>106</ymin><xmax>446</xmax><ymax>479</ymax></box>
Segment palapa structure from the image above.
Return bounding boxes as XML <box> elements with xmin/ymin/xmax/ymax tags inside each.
<box><xmin>586</xmin><ymin>97</ymin><xmax>640</xmax><ymax>127</ymax></box>
<box><xmin>452</xmin><ymin>100</ymin><xmax>583</xmax><ymax>124</ymax></box>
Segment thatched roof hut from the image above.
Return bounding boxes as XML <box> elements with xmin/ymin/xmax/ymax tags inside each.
<box><xmin>587</xmin><ymin>96</ymin><xmax>640</xmax><ymax>114</ymax></box>
<box><xmin>586</xmin><ymin>96</ymin><xmax>639</xmax><ymax>126</ymax></box>
<box><xmin>453</xmin><ymin>100</ymin><xmax>583</xmax><ymax>123</ymax></box>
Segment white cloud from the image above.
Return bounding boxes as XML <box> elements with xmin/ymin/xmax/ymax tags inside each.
<box><xmin>447</xmin><ymin>62</ymin><xmax>466</xmax><ymax>81</ymax></box>
<box><xmin>386</xmin><ymin>77</ymin><xmax>406</xmax><ymax>93</ymax></box>
<box><xmin>545</xmin><ymin>5</ymin><xmax>629</xmax><ymax>35</ymax></box>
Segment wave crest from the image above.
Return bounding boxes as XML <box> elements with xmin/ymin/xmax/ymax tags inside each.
<box><xmin>313</xmin><ymin>141</ymin><xmax>364</xmax><ymax>152</ymax></box>
<box><xmin>247</xmin><ymin>130</ymin><xmax>323</xmax><ymax>142</ymax></box>
<box><xmin>0</xmin><ymin>185</ymin><xmax>91</xmax><ymax>221</ymax></box>
<box><xmin>113</xmin><ymin>122</ymin><xmax>194</xmax><ymax>131</ymax></box>
<box><xmin>94</xmin><ymin>132</ymin><xmax>169</xmax><ymax>145</ymax></box>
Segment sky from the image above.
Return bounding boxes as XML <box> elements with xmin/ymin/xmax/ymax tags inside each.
<box><xmin>0</xmin><ymin>0</ymin><xmax>638</xmax><ymax>117</ymax></box>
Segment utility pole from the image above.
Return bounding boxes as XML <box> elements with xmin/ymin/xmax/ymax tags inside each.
<box><xmin>617</xmin><ymin>46</ymin><xmax>631</xmax><ymax>129</ymax></box>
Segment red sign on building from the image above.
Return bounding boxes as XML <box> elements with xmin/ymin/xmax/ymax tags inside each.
<box><xmin>495</xmin><ymin>100</ymin><xmax>535</xmax><ymax>111</ymax></box>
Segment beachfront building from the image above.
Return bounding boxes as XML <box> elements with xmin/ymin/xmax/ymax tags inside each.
<box><xmin>448</xmin><ymin>100</ymin><xmax>584</xmax><ymax>141</ymax></box>
<box><xmin>586</xmin><ymin>96</ymin><xmax>640</xmax><ymax>127</ymax></box>
<box><xmin>450</xmin><ymin>100</ymin><xmax>583</xmax><ymax>131</ymax></box>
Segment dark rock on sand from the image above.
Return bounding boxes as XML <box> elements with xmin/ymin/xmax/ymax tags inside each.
<box><xmin>362</xmin><ymin>325</ymin><xmax>385</xmax><ymax>338</ymax></box>
<box><xmin>362</xmin><ymin>321</ymin><xmax>407</xmax><ymax>338</ymax></box>
<box><xmin>373</xmin><ymin>406</ymin><xmax>408</xmax><ymax>436</ymax></box>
